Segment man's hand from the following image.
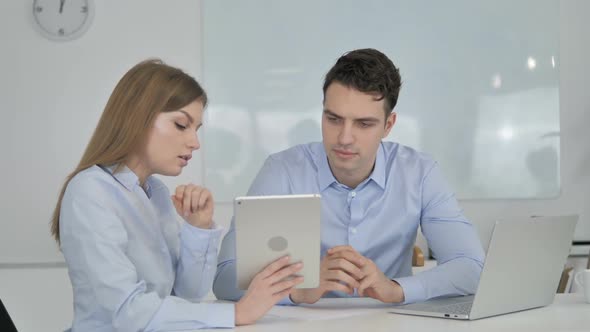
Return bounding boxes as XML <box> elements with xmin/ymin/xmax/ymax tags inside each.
<box><xmin>289</xmin><ymin>251</ymin><xmax>364</xmax><ymax>304</ymax></box>
<box><xmin>328</xmin><ymin>245</ymin><xmax>405</xmax><ymax>303</ymax></box>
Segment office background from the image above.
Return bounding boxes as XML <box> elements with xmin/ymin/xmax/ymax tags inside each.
<box><xmin>1</xmin><ymin>0</ymin><xmax>589</xmax><ymax>265</ymax></box>
<box><xmin>0</xmin><ymin>1</ymin><xmax>589</xmax><ymax>331</ymax></box>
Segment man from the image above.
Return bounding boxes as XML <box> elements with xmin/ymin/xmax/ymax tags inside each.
<box><xmin>213</xmin><ymin>48</ymin><xmax>484</xmax><ymax>305</ymax></box>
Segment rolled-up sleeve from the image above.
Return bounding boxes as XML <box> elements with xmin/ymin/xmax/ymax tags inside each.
<box><xmin>393</xmin><ymin>162</ymin><xmax>485</xmax><ymax>304</ymax></box>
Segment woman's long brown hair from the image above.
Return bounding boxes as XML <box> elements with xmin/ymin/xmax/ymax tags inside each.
<box><xmin>50</xmin><ymin>59</ymin><xmax>207</xmax><ymax>244</ymax></box>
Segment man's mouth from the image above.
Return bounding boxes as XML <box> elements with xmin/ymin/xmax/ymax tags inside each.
<box><xmin>333</xmin><ymin>149</ymin><xmax>357</xmax><ymax>158</ymax></box>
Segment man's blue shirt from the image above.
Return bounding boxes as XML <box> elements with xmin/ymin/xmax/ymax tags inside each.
<box><xmin>214</xmin><ymin>142</ymin><xmax>484</xmax><ymax>304</ymax></box>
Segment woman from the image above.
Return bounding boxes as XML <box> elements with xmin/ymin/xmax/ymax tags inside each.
<box><xmin>50</xmin><ymin>59</ymin><xmax>303</xmax><ymax>331</ymax></box>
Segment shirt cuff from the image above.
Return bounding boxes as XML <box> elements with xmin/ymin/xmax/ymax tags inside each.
<box><xmin>180</xmin><ymin>221</ymin><xmax>223</xmax><ymax>254</ymax></box>
<box><xmin>392</xmin><ymin>275</ymin><xmax>426</xmax><ymax>304</ymax></box>
<box><xmin>203</xmin><ymin>302</ymin><xmax>235</xmax><ymax>328</ymax></box>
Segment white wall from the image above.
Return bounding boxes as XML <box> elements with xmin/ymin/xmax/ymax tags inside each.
<box><xmin>0</xmin><ymin>0</ymin><xmax>588</xmax><ymax>262</ymax></box>
<box><xmin>461</xmin><ymin>0</ymin><xmax>590</xmax><ymax>247</ymax></box>
<box><xmin>0</xmin><ymin>1</ymin><xmax>588</xmax><ymax>331</ymax></box>
<box><xmin>0</xmin><ymin>0</ymin><xmax>206</xmax><ymax>263</ymax></box>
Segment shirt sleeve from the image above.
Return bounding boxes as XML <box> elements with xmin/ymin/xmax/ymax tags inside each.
<box><xmin>393</xmin><ymin>162</ymin><xmax>485</xmax><ymax>304</ymax></box>
<box><xmin>213</xmin><ymin>156</ymin><xmax>294</xmax><ymax>304</ymax></box>
<box><xmin>173</xmin><ymin>221</ymin><xmax>223</xmax><ymax>301</ymax></box>
<box><xmin>60</xmin><ymin>181</ymin><xmax>235</xmax><ymax>331</ymax></box>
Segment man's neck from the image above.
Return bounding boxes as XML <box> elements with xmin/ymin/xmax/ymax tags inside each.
<box><xmin>330</xmin><ymin>161</ymin><xmax>376</xmax><ymax>189</ymax></box>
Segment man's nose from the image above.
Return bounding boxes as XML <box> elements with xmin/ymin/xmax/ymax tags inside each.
<box><xmin>338</xmin><ymin>123</ymin><xmax>354</xmax><ymax>145</ymax></box>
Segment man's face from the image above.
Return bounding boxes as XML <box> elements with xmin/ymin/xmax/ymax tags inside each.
<box><xmin>322</xmin><ymin>82</ymin><xmax>395</xmax><ymax>185</ymax></box>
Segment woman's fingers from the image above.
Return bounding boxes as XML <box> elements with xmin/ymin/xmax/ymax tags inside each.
<box><xmin>182</xmin><ymin>184</ymin><xmax>193</xmax><ymax>216</ymax></box>
<box><xmin>270</xmin><ymin>276</ymin><xmax>304</xmax><ymax>295</ymax></box>
<box><xmin>174</xmin><ymin>184</ymin><xmax>210</xmax><ymax>215</ymax></box>
<box><xmin>190</xmin><ymin>186</ymin><xmax>203</xmax><ymax>213</ymax></box>
<box><xmin>266</xmin><ymin>262</ymin><xmax>303</xmax><ymax>284</ymax></box>
<box><xmin>257</xmin><ymin>256</ymin><xmax>291</xmax><ymax>279</ymax></box>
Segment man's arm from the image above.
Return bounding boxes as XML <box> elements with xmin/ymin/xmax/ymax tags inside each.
<box><xmin>393</xmin><ymin>162</ymin><xmax>485</xmax><ymax>304</ymax></box>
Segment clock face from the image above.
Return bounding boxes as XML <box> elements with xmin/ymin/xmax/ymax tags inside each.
<box><xmin>32</xmin><ymin>0</ymin><xmax>94</xmax><ymax>41</ymax></box>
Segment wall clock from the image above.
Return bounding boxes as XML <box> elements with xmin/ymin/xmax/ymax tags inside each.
<box><xmin>32</xmin><ymin>0</ymin><xmax>94</xmax><ymax>41</ymax></box>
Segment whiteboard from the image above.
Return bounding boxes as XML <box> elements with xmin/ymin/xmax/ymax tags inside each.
<box><xmin>202</xmin><ymin>0</ymin><xmax>561</xmax><ymax>202</ymax></box>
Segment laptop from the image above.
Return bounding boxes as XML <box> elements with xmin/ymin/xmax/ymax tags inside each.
<box><xmin>389</xmin><ymin>215</ymin><xmax>578</xmax><ymax>320</ymax></box>
<box><xmin>235</xmin><ymin>194</ymin><xmax>321</xmax><ymax>289</ymax></box>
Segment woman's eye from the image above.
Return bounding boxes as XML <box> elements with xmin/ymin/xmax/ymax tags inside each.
<box><xmin>175</xmin><ymin>123</ymin><xmax>187</xmax><ymax>130</ymax></box>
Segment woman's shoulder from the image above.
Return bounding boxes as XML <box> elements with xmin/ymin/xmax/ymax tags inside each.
<box><xmin>68</xmin><ymin>165</ymin><xmax>116</xmax><ymax>190</ymax></box>
<box><xmin>64</xmin><ymin>165</ymin><xmax>126</xmax><ymax>204</ymax></box>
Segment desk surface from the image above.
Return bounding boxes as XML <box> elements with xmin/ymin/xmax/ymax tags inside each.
<box><xmin>200</xmin><ymin>294</ymin><xmax>589</xmax><ymax>332</ymax></box>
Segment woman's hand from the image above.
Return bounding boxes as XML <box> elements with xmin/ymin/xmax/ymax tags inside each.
<box><xmin>171</xmin><ymin>184</ymin><xmax>214</xmax><ymax>229</ymax></box>
<box><xmin>235</xmin><ymin>256</ymin><xmax>304</xmax><ymax>325</ymax></box>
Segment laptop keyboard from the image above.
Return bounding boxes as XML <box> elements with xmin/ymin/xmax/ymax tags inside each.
<box><xmin>401</xmin><ymin>300</ymin><xmax>473</xmax><ymax>315</ymax></box>
<box><xmin>427</xmin><ymin>302</ymin><xmax>473</xmax><ymax>315</ymax></box>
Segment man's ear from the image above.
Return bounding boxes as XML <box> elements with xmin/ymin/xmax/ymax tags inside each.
<box><xmin>384</xmin><ymin>112</ymin><xmax>396</xmax><ymax>137</ymax></box>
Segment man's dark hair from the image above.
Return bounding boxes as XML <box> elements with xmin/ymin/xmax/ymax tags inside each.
<box><xmin>323</xmin><ymin>48</ymin><xmax>402</xmax><ymax>117</ymax></box>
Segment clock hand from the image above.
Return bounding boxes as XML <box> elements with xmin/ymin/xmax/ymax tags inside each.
<box><xmin>59</xmin><ymin>0</ymin><xmax>65</xmax><ymax>14</ymax></box>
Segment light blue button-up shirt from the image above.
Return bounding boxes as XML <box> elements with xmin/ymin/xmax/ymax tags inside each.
<box><xmin>214</xmin><ymin>142</ymin><xmax>485</xmax><ymax>304</ymax></box>
<box><xmin>60</xmin><ymin>165</ymin><xmax>234</xmax><ymax>331</ymax></box>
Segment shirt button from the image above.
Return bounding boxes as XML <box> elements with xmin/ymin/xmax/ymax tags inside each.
<box><xmin>351</xmin><ymin>191</ymin><xmax>356</xmax><ymax>198</ymax></box>
<box><xmin>350</xmin><ymin>227</ymin><xmax>357</xmax><ymax>234</ymax></box>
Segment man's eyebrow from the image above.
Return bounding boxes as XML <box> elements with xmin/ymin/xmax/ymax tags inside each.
<box><xmin>355</xmin><ymin>117</ymin><xmax>380</xmax><ymax>123</ymax></box>
<box><xmin>178</xmin><ymin>110</ymin><xmax>194</xmax><ymax>124</ymax></box>
<box><xmin>324</xmin><ymin>109</ymin><xmax>380</xmax><ymax>122</ymax></box>
<box><xmin>323</xmin><ymin>109</ymin><xmax>343</xmax><ymax>119</ymax></box>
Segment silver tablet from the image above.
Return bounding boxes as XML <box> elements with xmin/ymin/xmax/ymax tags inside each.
<box><xmin>235</xmin><ymin>194</ymin><xmax>321</xmax><ymax>290</ymax></box>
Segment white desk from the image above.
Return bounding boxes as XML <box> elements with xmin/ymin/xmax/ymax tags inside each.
<box><xmin>199</xmin><ymin>294</ymin><xmax>589</xmax><ymax>332</ymax></box>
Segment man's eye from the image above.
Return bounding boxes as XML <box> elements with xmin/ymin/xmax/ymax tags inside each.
<box><xmin>359</xmin><ymin>122</ymin><xmax>373</xmax><ymax>128</ymax></box>
<box><xmin>175</xmin><ymin>123</ymin><xmax>187</xmax><ymax>130</ymax></box>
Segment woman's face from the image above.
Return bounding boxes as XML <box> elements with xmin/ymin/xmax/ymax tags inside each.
<box><xmin>137</xmin><ymin>99</ymin><xmax>204</xmax><ymax>179</ymax></box>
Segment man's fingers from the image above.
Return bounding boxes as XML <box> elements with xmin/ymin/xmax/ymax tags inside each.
<box><xmin>327</xmin><ymin>245</ymin><xmax>356</xmax><ymax>254</ymax></box>
<box><xmin>357</xmin><ymin>276</ymin><xmax>376</xmax><ymax>297</ymax></box>
<box><xmin>325</xmin><ymin>269</ymin><xmax>360</xmax><ymax>289</ymax></box>
<box><xmin>325</xmin><ymin>258</ymin><xmax>363</xmax><ymax>279</ymax></box>
<box><xmin>327</xmin><ymin>250</ymin><xmax>366</xmax><ymax>268</ymax></box>
<box><xmin>323</xmin><ymin>281</ymin><xmax>354</xmax><ymax>294</ymax></box>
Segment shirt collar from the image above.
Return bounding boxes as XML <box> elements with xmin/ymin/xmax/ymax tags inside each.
<box><xmin>317</xmin><ymin>147</ymin><xmax>337</xmax><ymax>191</ymax></box>
<box><xmin>100</xmin><ymin>164</ymin><xmax>152</xmax><ymax>197</ymax></box>
<box><xmin>370</xmin><ymin>143</ymin><xmax>387</xmax><ymax>190</ymax></box>
<box><xmin>316</xmin><ymin>143</ymin><xmax>387</xmax><ymax>191</ymax></box>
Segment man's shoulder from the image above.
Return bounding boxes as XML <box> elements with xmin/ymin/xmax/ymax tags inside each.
<box><xmin>382</xmin><ymin>141</ymin><xmax>436</xmax><ymax>170</ymax></box>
